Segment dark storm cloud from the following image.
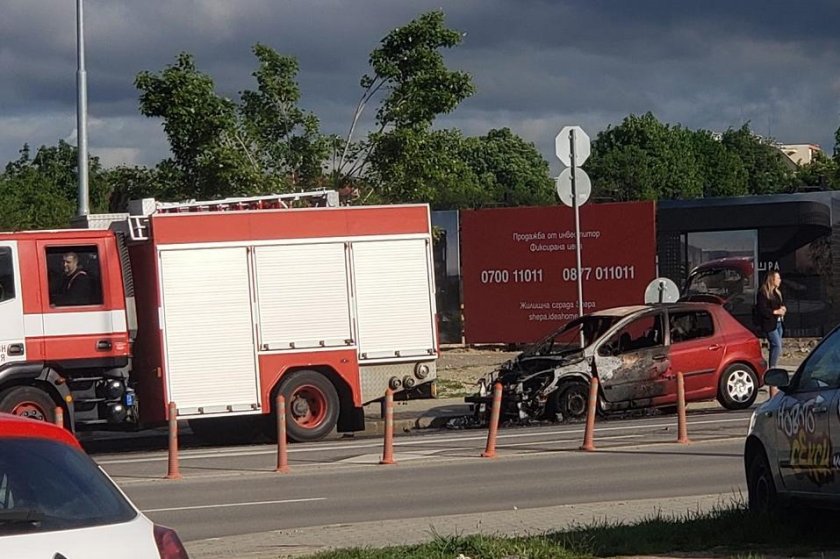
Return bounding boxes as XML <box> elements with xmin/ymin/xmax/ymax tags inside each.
<box><xmin>1</xmin><ymin>0</ymin><xmax>839</xmax><ymax>169</ymax></box>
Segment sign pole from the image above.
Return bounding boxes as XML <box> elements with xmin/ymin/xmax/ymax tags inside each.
<box><xmin>570</xmin><ymin>128</ymin><xmax>584</xmax><ymax>320</ymax></box>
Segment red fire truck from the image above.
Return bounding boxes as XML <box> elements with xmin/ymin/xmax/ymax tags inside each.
<box><xmin>0</xmin><ymin>191</ymin><xmax>438</xmax><ymax>442</ymax></box>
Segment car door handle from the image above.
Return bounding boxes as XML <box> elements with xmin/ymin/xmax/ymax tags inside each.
<box><xmin>653</xmin><ymin>354</ymin><xmax>668</xmax><ymax>361</ymax></box>
<box><xmin>814</xmin><ymin>405</ymin><xmax>828</xmax><ymax>414</ymax></box>
<box><xmin>708</xmin><ymin>344</ymin><xmax>721</xmax><ymax>351</ymax></box>
<box><xmin>7</xmin><ymin>343</ymin><xmax>23</xmax><ymax>356</ymax></box>
<box><xmin>97</xmin><ymin>340</ymin><xmax>112</xmax><ymax>351</ymax></box>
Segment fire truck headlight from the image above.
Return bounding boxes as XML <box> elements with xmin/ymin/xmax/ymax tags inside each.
<box><xmin>403</xmin><ymin>376</ymin><xmax>416</xmax><ymax>389</ymax></box>
<box><xmin>103</xmin><ymin>379</ymin><xmax>126</xmax><ymax>400</ymax></box>
<box><xmin>388</xmin><ymin>377</ymin><xmax>402</xmax><ymax>390</ymax></box>
<box><xmin>107</xmin><ymin>403</ymin><xmax>128</xmax><ymax>423</ymax></box>
<box><xmin>414</xmin><ymin>363</ymin><xmax>431</xmax><ymax>379</ymax></box>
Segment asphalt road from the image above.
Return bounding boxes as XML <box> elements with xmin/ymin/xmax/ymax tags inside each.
<box><xmin>98</xmin><ymin>408</ymin><xmax>754</xmax><ymax>547</ymax></box>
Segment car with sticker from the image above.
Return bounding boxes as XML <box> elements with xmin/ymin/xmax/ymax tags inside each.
<box><xmin>746</xmin><ymin>324</ymin><xmax>840</xmax><ymax>510</ymax></box>
<box><xmin>466</xmin><ymin>302</ymin><xmax>767</xmax><ymax>422</ymax></box>
<box><xmin>0</xmin><ymin>412</ymin><xmax>189</xmax><ymax>558</ymax></box>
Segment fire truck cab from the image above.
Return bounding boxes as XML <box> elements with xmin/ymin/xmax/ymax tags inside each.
<box><xmin>0</xmin><ymin>191</ymin><xmax>439</xmax><ymax>443</ymax></box>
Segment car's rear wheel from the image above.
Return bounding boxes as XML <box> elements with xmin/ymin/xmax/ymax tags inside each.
<box><xmin>0</xmin><ymin>385</ymin><xmax>56</xmax><ymax>423</ymax></box>
<box><xmin>717</xmin><ymin>364</ymin><xmax>758</xmax><ymax>410</ymax></box>
<box><xmin>278</xmin><ymin>370</ymin><xmax>340</xmax><ymax>442</ymax></box>
<box><xmin>747</xmin><ymin>447</ymin><xmax>777</xmax><ymax>513</ymax></box>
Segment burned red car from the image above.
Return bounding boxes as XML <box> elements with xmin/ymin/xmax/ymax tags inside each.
<box><xmin>466</xmin><ymin>302</ymin><xmax>767</xmax><ymax>422</ymax></box>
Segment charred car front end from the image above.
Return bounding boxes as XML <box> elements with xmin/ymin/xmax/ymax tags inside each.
<box><xmin>466</xmin><ymin>313</ymin><xmax>621</xmax><ymax>423</ymax></box>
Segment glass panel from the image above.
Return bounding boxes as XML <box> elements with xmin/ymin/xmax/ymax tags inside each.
<box><xmin>600</xmin><ymin>314</ymin><xmax>664</xmax><ymax>356</ymax></box>
<box><xmin>0</xmin><ymin>439</ymin><xmax>136</xmax><ymax>535</ymax></box>
<box><xmin>669</xmin><ymin>311</ymin><xmax>714</xmax><ymax>343</ymax></box>
<box><xmin>0</xmin><ymin>248</ymin><xmax>15</xmax><ymax>303</ymax></box>
<box><xmin>795</xmin><ymin>329</ymin><xmax>840</xmax><ymax>391</ymax></box>
<box><xmin>46</xmin><ymin>246</ymin><xmax>104</xmax><ymax>307</ymax></box>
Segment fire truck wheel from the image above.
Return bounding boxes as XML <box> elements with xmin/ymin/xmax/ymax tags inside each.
<box><xmin>279</xmin><ymin>371</ymin><xmax>339</xmax><ymax>443</ymax></box>
<box><xmin>0</xmin><ymin>386</ymin><xmax>56</xmax><ymax>423</ymax></box>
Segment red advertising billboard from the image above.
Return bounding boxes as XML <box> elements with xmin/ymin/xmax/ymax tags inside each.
<box><xmin>461</xmin><ymin>202</ymin><xmax>656</xmax><ymax>344</ymax></box>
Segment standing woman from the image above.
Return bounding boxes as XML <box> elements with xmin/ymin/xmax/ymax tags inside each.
<box><xmin>756</xmin><ymin>271</ymin><xmax>786</xmax><ymax>368</ymax></box>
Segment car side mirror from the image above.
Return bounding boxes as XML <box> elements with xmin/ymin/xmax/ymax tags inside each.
<box><xmin>764</xmin><ymin>368</ymin><xmax>790</xmax><ymax>388</ymax></box>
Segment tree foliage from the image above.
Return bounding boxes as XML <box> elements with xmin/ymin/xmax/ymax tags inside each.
<box><xmin>135</xmin><ymin>44</ymin><xmax>328</xmax><ymax>200</ymax></box>
<box><xmin>0</xmin><ymin>142</ymin><xmax>111</xmax><ymax>231</ymax></box>
<box><xmin>4</xmin><ymin>10</ymin><xmax>840</xmax><ymax>228</ymax></box>
<box><xmin>586</xmin><ymin>114</ymin><xmax>797</xmax><ymax>201</ymax></box>
<box><xmin>337</xmin><ymin>10</ymin><xmax>475</xmax><ymax>193</ymax></box>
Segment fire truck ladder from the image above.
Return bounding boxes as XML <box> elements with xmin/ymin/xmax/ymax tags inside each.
<box><xmin>127</xmin><ymin>189</ymin><xmax>340</xmax><ymax>241</ymax></box>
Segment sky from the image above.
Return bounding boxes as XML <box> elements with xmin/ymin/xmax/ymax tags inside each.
<box><xmin>2</xmin><ymin>0</ymin><xmax>839</xmax><ymax>177</ymax></box>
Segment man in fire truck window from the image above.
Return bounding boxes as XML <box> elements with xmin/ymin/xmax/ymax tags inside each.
<box><xmin>55</xmin><ymin>251</ymin><xmax>98</xmax><ymax>306</ymax></box>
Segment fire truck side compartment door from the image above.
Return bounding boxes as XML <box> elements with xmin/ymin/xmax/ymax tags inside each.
<box><xmin>254</xmin><ymin>243</ymin><xmax>352</xmax><ymax>350</ymax></box>
<box><xmin>352</xmin><ymin>239</ymin><xmax>436</xmax><ymax>360</ymax></box>
<box><xmin>158</xmin><ymin>247</ymin><xmax>259</xmax><ymax>416</ymax></box>
<box><xmin>0</xmin><ymin>242</ymin><xmax>26</xmax><ymax>365</ymax></box>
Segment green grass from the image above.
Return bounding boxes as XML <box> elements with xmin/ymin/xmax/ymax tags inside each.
<box><xmin>299</xmin><ymin>502</ymin><xmax>840</xmax><ymax>559</ymax></box>
<box><xmin>435</xmin><ymin>378</ymin><xmax>471</xmax><ymax>398</ymax></box>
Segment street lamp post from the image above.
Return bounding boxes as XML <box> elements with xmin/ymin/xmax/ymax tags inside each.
<box><xmin>76</xmin><ymin>0</ymin><xmax>89</xmax><ymax>217</ymax></box>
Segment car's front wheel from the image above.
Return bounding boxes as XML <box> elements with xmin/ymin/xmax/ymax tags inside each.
<box><xmin>747</xmin><ymin>447</ymin><xmax>777</xmax><ymax>513</ymax></box>
<box><xmin>717</xmin><ymin>364</ymin><xmax>758</xmax><ymax>410</ymax></box>
<box><xmin>549</xmin><ymin>381</ymin><xmax>600</xmax><ymax>422</ymax></box>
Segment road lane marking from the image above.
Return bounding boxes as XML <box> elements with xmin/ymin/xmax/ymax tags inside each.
<box><xmin>143</xmin><ymin>497</ymin><xmax>326</xmax><ymax>513</ymax></box>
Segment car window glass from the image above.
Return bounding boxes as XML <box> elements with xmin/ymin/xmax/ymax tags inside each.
<box><xmin>0</xmin><ymin>248</ymin><xmax>16</xmax><ymax>303</ymax></box>
<box><xmin>794</xmin><ymin>329</ymin><xmax>840</xmax><ymax>391</ymax></box>
<box><xmin>669</xmin><ymin>311</ymin><xmax>714</xmax><ymax>343</ymax></box>
<box><xmin>46</xmin><ymin>246</ymin><xmax>104</xmax><ymax>307</ymax></box>
<box><xmin>0</xmin><ymin>438</ymin><xmax>135</xmax><ymax>535</ymax></box>
<box><xmin>600</xmin><ymin>314</ymin><xmax>664</xmax><ymax>356</ymax></box>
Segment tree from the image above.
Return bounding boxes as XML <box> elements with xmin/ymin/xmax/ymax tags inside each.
<box><xmin>367</xmin><ymin>128</ymin><xmax>484</xmax><ymax>208</ymax></box>
<box><xmin>105</xmin><ymin>165</ymin><xmax>169</xmax><ymax>212</ymax></box>
<box><xmin>690</xmin><ymin>130</ymin><xmax>748</xmax><ymax>197</ymax></box>
<box><xmin>239</xmin><ymin>44</ymin><xmax>329</xmax><ymax>187</ymax></box>
<box><xmin>136</xmin><ymin>53</ymin><xmax>246</xmax><ymax>199</ymax></box>
<box><xmin>834</xmin><ymin>124</ymin><xmax>840</xmax><ymax>159</ymax></box>
<box><xmin>793</xmin><ymin>151</ymin><xmax>838</xmax><ymax>190</ymax></box>
<box><xmin>585</xmin><ymin>113</ymin><xmax>703</xmax><ymax>201</ymax></box>
<box><xmin>338</xmin><ymin>10</ymin><xmax>475</xmax><ymax>195</ymax></box>
<box><xmin>461</xmin><ymin>128</ymin><xmax>555</xmax><ymax>207</ymax></box>
<box><xmin>136</xmin><ymin>46</ymin><xmax>328</xmax><ymax>200</ymax></box>
<box><xmin>720</xmin><ymin>124</ymin><xmax>795</xmax><ymax>195</ymax></box>
<box><xmin>0</xmin><ymin>142</ymin><xmax>110</xmax><ymax>231</ymax></box>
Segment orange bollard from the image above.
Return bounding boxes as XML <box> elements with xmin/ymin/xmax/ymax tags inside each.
<box><xmin>379</xmin><ymin>388</ymin><xmax>396</xmax><ymax>465</ymax></box>
<box><xmin>481</xmin><ymin>382</ymin><xmax>503</xmax><ymax>458</ymax></box>
<box><xmin>54</xmin><ymin>406</ymin><xmax>64</xmax><ymax>429</ymax></box>
<box><xmin>769</xmin><ymin>386</ymin><xmax>779</xmax><ymax>398</ymax></box>
<box><xmin>580</xmin><ymin>377</ymin><xmax>599</xmax><ymax>452</ymax></box>
<box><xmin>276</xmin><ymin>395</ymin><xmax>290</xmax><ymax>473</ymax></box>
<box><xmin>676</xmin><ymin>372</ymin><xmax>690</xmax><ymax>444</ymax></box>
<box><xmin>165</xmin><ymin>401</ymin><xmax>182</xmax><ymax>480</ymax></box>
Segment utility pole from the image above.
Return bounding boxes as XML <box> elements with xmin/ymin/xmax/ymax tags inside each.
<box><xmin>76</xmin><ymin>0</ymin><xmax>89</xmax><ymax>217</ymax></box>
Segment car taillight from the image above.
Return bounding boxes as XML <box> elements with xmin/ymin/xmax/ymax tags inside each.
<box><xmin>154</xmin><ymin>524</ymin><xmax>190</xmax><ymax>559</ymax></box>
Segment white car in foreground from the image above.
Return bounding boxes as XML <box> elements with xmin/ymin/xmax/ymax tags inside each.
<box><xmin>745</xmin><ymin>324</ymin><xmax>840</xmax><ymax>511</ymax></box>
<box><xmin>0</xmin><ymin>413</ymin><xmax>188</xmax><ymax>558</ymax></box>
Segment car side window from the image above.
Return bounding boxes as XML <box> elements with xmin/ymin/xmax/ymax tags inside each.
<box><xmin>600</xmin><ymin>314</ymin><xmax>664</xmax><ymax>356</ymax></box>
<box><xmin>0</xmin><ymin>248</ymin><xmax>16</xmax><ymax>304</ymax></box>
<box><xmin>794</xmin><ymin>329</ymin><xmax>840</xmax><ymax>391</ymax></box>
<box><xmin>669</xmin><ymin>311</ymin><xmax>714</xmax><ymax>344</ymax></box>
<box><xmin>46</xmin><ymin>246</ymin><xmax>104</xmax><ymax>307</ymax></box>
